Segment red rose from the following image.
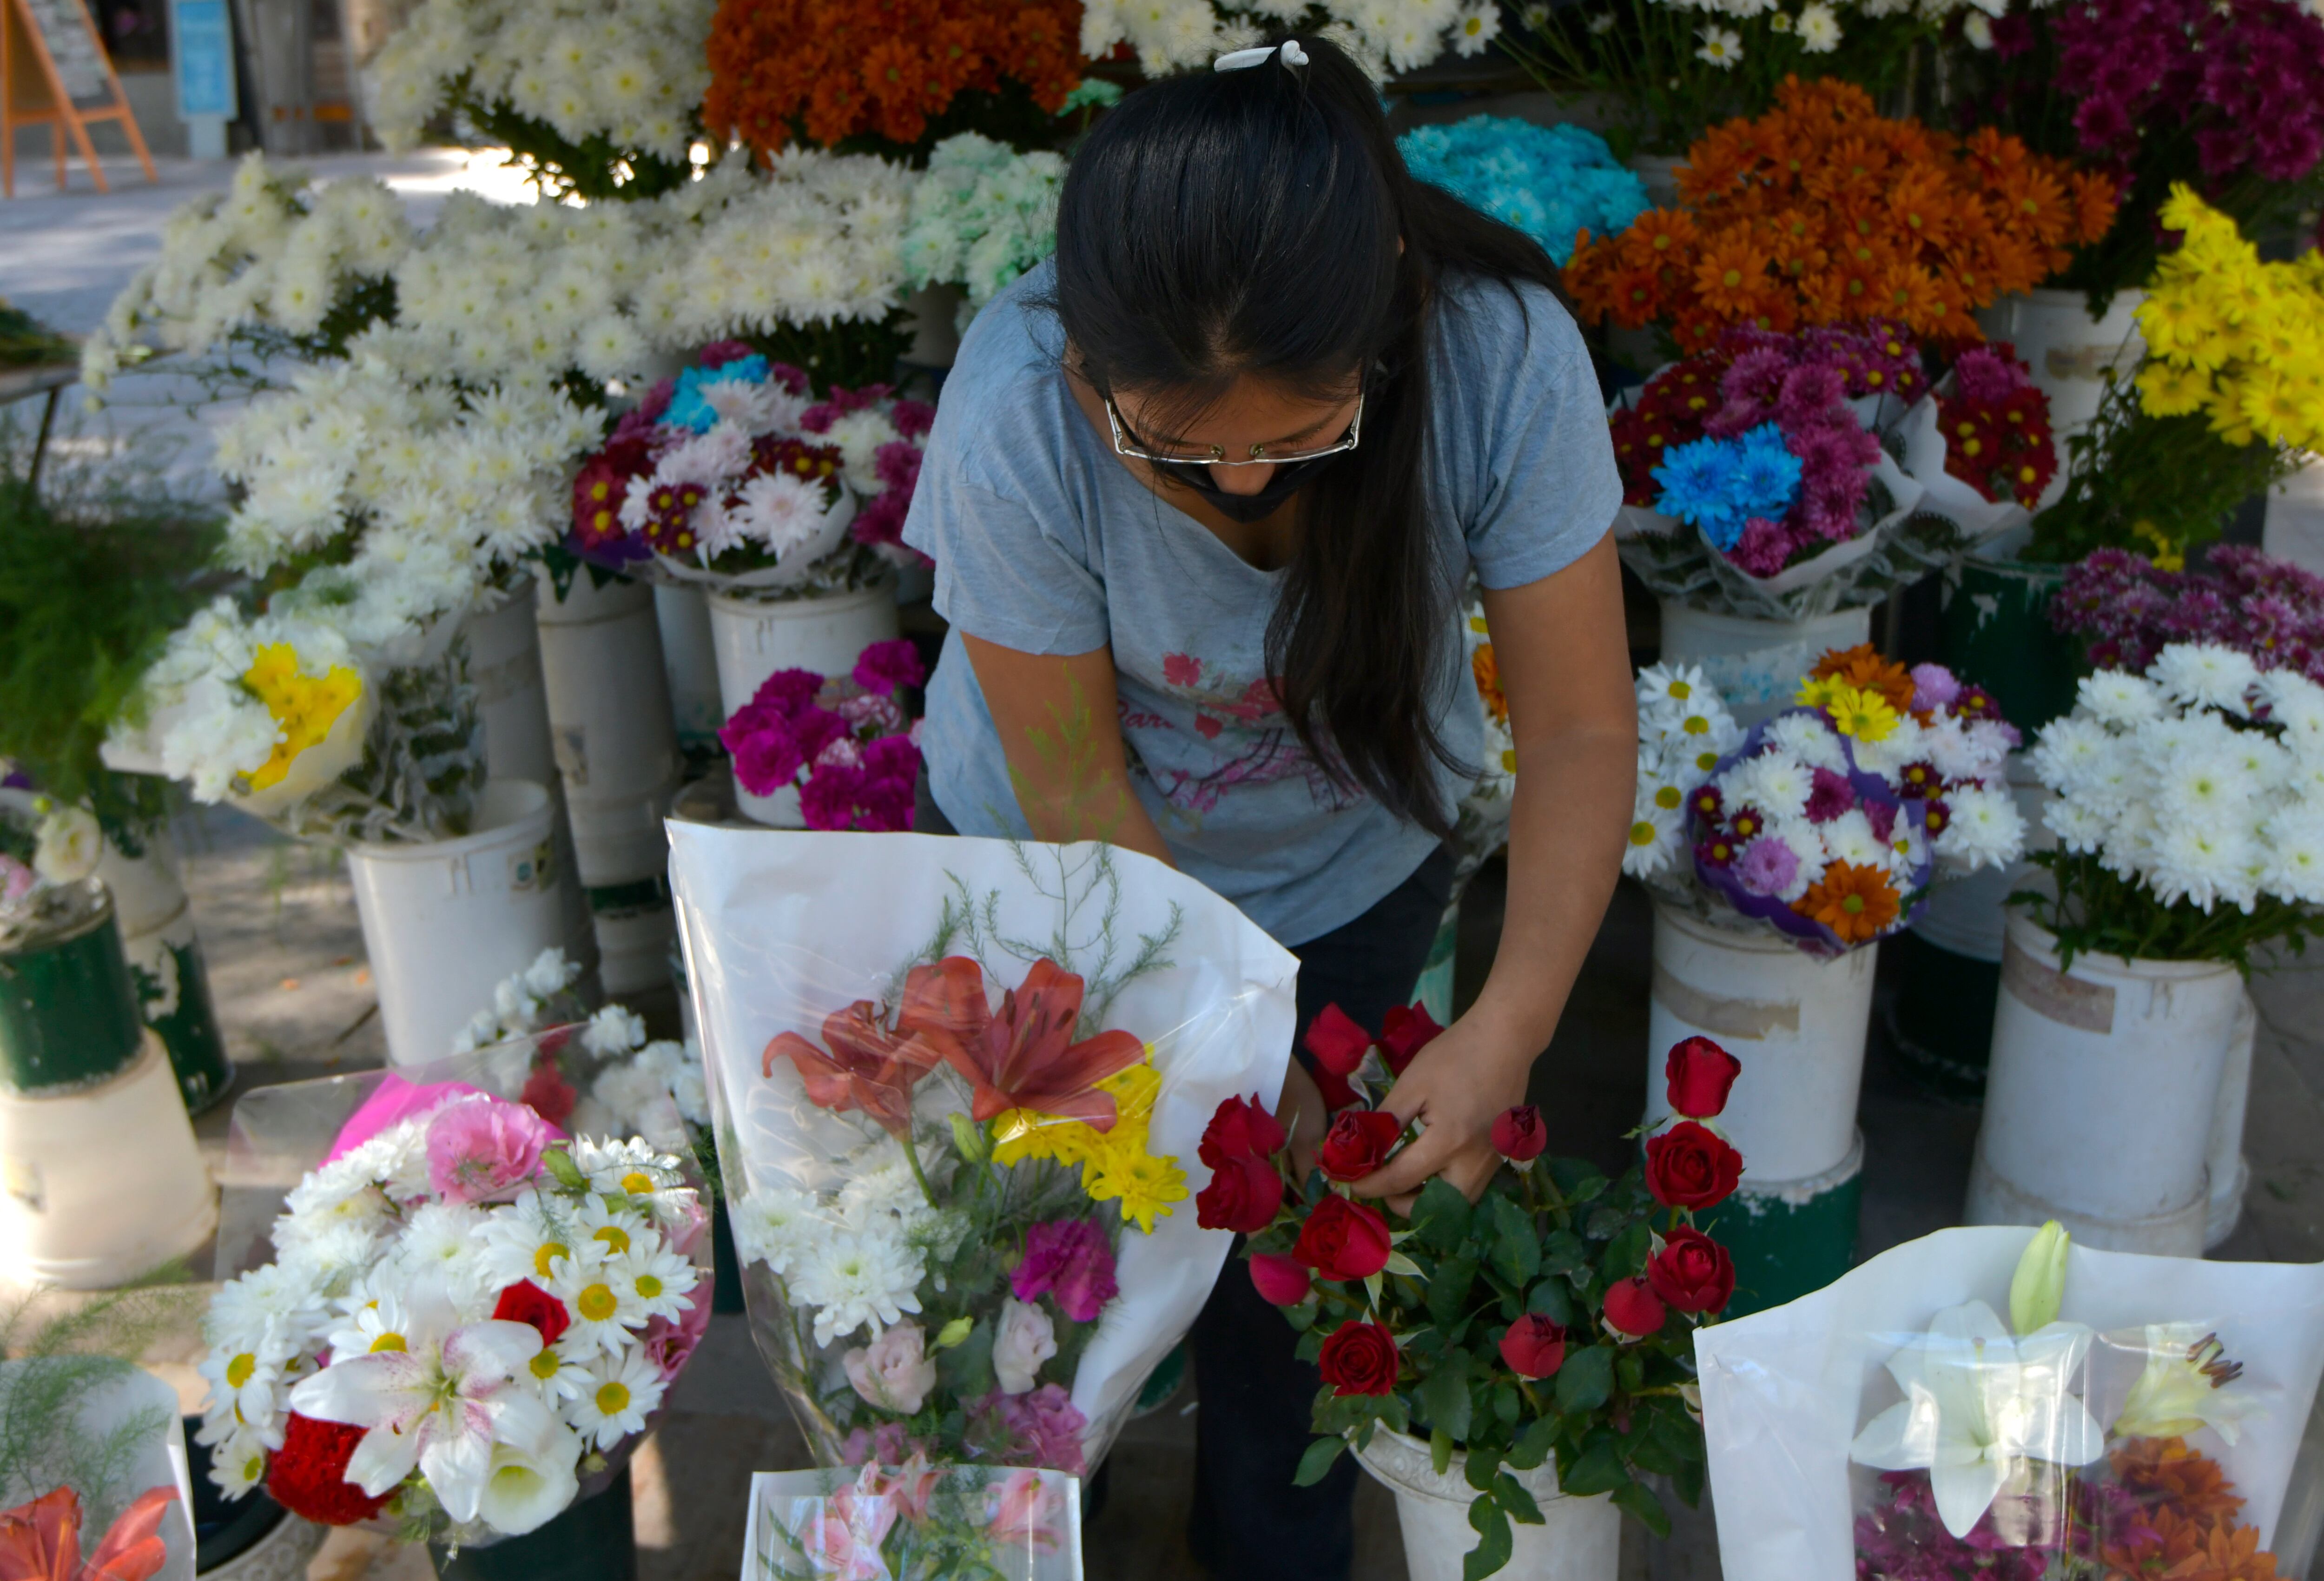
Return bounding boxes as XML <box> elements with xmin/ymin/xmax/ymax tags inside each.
<box><xmin>1302</xmin><ymin>1004</ymin><xmax>1372</xmax><ymax>1111</ymax></box>
<box><xmin>1602</xmin><ymin>1276</ymin><xmax>1668</xmax><ymax>1342</ymax></box>
<box><xmin>1316</xmin><ymin>1320</ymin><xmax>1400</xmax><ymax>1396</ymax></box>
<box><xmin>1248</xmin><ymin>1251</ymin><xmax>1313</xmax><ymax>1306</ymax></box>
<box><xmin>1378</xmin><ymin>1002</ymin><xmax>1444</xmax><ymax>1074</ymax></box>
<box><xmin>266</xmin><ymin>1412</ymin><xmax>391</xmax><ymax>1526</ymax></box>
<box><xmin>1195</xmin><ymin>1152</ymin><xmax>1283</xmax><ymax>1234</ymax></box>
<box><xmin>1644</xmin><ymin>1120</ymin><xmax>1743</xmax><ymax>1210</ymax></box>
<box><xmin>491</xmin><ymin>1278</ymin><xmax>572</xmax><ymax>1346</ymax></box>
<box><xmin>1491</xmin><ymin>1105</ymin><xmax>1547</xmax><ymax>1163</ymax></box>
<box><xmin>1198</xmin><ymin>1095</ymin><xmax>1287</xmax><ymax>1170</ymax></box>
<box><xmin>1664</xmin><ymin>1037</ymin><xmax>1742</xmax><ymax>1120</ymax></box>
<box><xmin>1317</xmin><ymin>1109</ymin><xmax>1403</xmax><ymax>1184</ymax></box>
<box><xmin>1498</xmin><ymin>1314</ymin><xmax>1567</xmax><ymax>1379</ymax></box>
<box><xmin>1647</xmin><ymin>1226</ymin><xmax>1736</xmax><ymax>1315</ymax></box>
<box><xmin>1292</xmin><ymin>1193</ymin><xmax>1393</xmax><ymax>1282</ymax></box>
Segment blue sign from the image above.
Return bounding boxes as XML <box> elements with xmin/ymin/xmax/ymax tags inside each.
<box><xmin>170</xmin><ymin>0</ymin><xmax>235</xmax><ymax>119</ymax></box>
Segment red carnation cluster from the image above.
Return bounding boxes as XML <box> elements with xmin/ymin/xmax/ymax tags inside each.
<box><xmin>266</xmin><ymin>1413</ymin><xmax>390</xmax><ymax>1527</ymax></box>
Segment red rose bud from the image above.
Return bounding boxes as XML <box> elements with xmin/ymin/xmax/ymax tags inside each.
<box><xmin>1491</xmin><ymin>1105</ymin><xmax>1547</xmax><ymax>1162</ymax></box>
<box><xmin>266</xmin><ymin>1412</ymin><xmax>391</xmax><ymax>1526</ymax></box>
<box><xmin>1248</xmin><ymin>1251</ymin><xmax>1313</xmax><ymax>1306</ymax></box>
<box><xmin>1378</xmin><ymin>1002</ymin><xmax>1444</xmax><ymax>1074</ymax></box>
<box><xmin>1302</xmin><ymin>1003</ymin><xmax>1373</xmax><ymax>1078</ymax></box>
<box><xmin>1317</xmin><ymin>1108</ymin><xmax>1403</xmax><ymax>1183</ymax></box>
<box><xmin>1646</xmin><ymin>1226</ymin><xmax>1736</xmax><ymax>1315</ymax></box>
<box><xmin>1664</xmin><ymin>1037</ymin><xmax>1742</xmax><ymax>1120</ymax></box>
<box><xmin>1316</xmin><ymin>1320</ymin><xmax>1400</xmax><ymax>1396</ymax></box>
<box><xmin>1198</xmin><ymin>1095</ymin><xmax>1287</xmax><ymax>1170</ymax></box>
<box><xmin>1195</xmin><ymin>1152</ymin><xmax>1283</xmax><ymax>1235</ymax></box>
<box><xmin>491</xmin><ymin>1279</ymin><xmax>571</xmax><ymax>1346</ymax></box>
<box><xmin>1292</xmin><ymin>1193</ymin><xmax>1394</xmax><ymax>1282</ymax></box>
<box><xmin>1602</xmin><ymin>1276</ymin><xmax>1668</xmax><ymax>1342</ymax></box>
<box><xmin>1498</xmin><ymin>1314</ymin><xmax>1567</xmax><ymax>1379</ymax></box>
<box><xmin>1644</xmin><ymin>1120</ymin><xmax>1744</xmax><ymax>1211</ymax></box>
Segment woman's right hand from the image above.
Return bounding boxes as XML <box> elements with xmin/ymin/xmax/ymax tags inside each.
<box><xmin>1274</xmin><ymin>1058</ymin><xmax>1329</xmax><ymax>1183</ymax></box>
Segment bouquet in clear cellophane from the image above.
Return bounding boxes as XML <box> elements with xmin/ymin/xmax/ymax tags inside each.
<box><xmin>667</xmin><ymin>827</ymin><xmax>1298</xmax><ymax>1479</ymax></box>
<box><xmin>201</xmin><ymin>1028</ymin><xmax>711</xmax><ymax>1549</ymax></box>
<box><xmin>741</xmin><ymin>1462</ymin><xmax>1082</xmax><ymax>1581</ymax></box>
<box><xmin>1693</xmin><ymin>1225</ymin><xmax>2324</xmax><ymax>1581</ymax></box>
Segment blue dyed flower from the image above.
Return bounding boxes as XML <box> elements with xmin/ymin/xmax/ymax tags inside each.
<box><xmin>663</xmin><ymin>354</ymin><xmax>772</xmax><ymax>434</ymax></box>
<box><xmin>1653</xmin><ymin>423</ymin><xmax>1802</xmax><ymax>552</ymax></box>
<box><xmin>1395</xmin><ymin>115</ymin><xmax>1649</xmax><ymax>265</ymax></box>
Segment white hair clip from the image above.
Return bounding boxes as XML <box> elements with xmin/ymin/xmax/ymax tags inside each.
<box><xmin>1215</xmin><ymin>39</ymin><xmax>1308</xmax><ymax>71</ymax></box>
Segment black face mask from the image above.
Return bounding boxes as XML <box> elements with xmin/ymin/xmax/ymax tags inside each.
<box><xmin>1153</xmin><ymin>451</ymin><xmax>1345</xmax><ymax>524</ymax></box>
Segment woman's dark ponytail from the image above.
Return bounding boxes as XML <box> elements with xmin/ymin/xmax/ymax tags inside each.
<box><xmin>1050</xmin><ymin>37</ymin><xmax>1569</xmax><ymax>836</ymax></box>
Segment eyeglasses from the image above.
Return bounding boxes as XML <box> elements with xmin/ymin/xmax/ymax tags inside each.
<box><xmin>1102</xmin><ymin>388</ymin><xmax>1365</xmax><ymax>468</ymax></box>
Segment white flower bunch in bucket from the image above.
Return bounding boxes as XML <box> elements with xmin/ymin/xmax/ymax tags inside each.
<box><xmin>1624</xmin><ymin>662</ymin><xmax>1743</xmax><ymax>882</ymax></box>
<box><xmin>2025</xmin><ymin>643</ymin><xmax>2324</xmax><ymax>969</ymax></box>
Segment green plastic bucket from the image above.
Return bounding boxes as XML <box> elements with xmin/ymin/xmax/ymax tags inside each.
<box><xmin>0</xmin><ymin>882</ymin><xmax>146</xmax><ymax>1096</ymax></box>
<box><xmin>1888</xmin><ymin>932</ymin><xmax>2004</xmax><ymax>1104</ymax></box>
<box><xmin>1939</xmin><ymin>550</ymin><xmax>2082</xmax><ymax>734</ymax></box>
<box><xmin>1697</xmin><ymin>1137</ymin><xmax>1864</xmax><ymax>1317</ymax></box>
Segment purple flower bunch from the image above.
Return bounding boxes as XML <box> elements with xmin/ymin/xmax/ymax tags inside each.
<box><xmin>966</xmin><ymin>1383</ymin><xmax>1089</xmax><ymax>1476</ymax></box>
<box><xmin>1671</xmin><ymin>325</ymin><xmax>1900</xmax><ymax>577</ymax></box>
<box><xmin>1853</xmin><ymin>1470</ymin><xmax>2055</xmax><ymax>1581</ymax></box>
<box><xmin>2052</xmin><ymin>0</ymin><xmax>2324</xmax><ymax>188</ymax></box>
<box><xmin>2051</xmin><ymin>546</ymin><xmax>2324</xmax><ymax>682</ymax></box>
<box><xmin>720</xmin><ymin>638</ymin><xmax>927</xmax><ymax>831</ymax></box>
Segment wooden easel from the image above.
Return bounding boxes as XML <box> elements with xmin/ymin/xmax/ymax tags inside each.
<box><xmin>1</xmin><ymin>0</ymin><xmax>158</xmax><ymax>197</ymax></box>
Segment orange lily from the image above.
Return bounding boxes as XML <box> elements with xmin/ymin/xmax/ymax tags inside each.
<box><xmin>0</xmin><ymin>1486</ymin><xmax>179</xmax><ymax>1581</ymax></box>
<box><xmin>762</xmin><ymin>991</ymin><xmax>945</xmax><ymax>1139</ymax></box>
<box><xmin>899</xmin><ymin>957</ymin><xmax>1145</xmax><ymax>1130</ymax></box>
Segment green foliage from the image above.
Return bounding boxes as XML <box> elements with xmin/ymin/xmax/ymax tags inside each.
<box><xmin>0</xmin><ymin>298</ymin><xmax>75</xmax><ymax>368</ymax></box>
<box><xmin>0</xmin><ymin>433</ymin><xmax>224</xmax><ymax>803</ymax></box>
<box><xmin>2023</xmin><ymin>372</ymin><xmax>2298</xmax><ymax>566</ymax></box>
<box><xmin>2012</xmin><ymin>852</ymin><xmax>2323</xmax><ymax>973</ymax></box>
<box><xmin>745</xmin><ymin>314</ymin><xmax>916</xmax><ymax>397</ymax></box>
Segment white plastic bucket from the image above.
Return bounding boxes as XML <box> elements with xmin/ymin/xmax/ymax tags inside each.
<box><xmin>1646</xmin><ymin>899</ymin><xmax>1876</xmax><ymax>1186</ymax></box>
<box><xmin>707</xmin><ymin>585</ymin><xmax>899</xmax><ymax>829</ymax></box>
<box><xmin>592</xmin><ymin>884</ymin><xmax>677</xmax><ymax>999</ymax></box>
<box><xmin>567</xmin><ymin>770</ymin><xmax>681</xmax><ymax>892</ymax></box>
<box><xmin>1976</xmin><ymin>289</ymin><xmax>2146</xmax><ymax>504</ymax></box>
<box><xmin>1658</xmin><ymin>601</ymin><xmax>1873</xmax><ymax>729</ymax></box>
<box><xmin>2261</xmin><ymin>451</ymin><xmax>2324</xmax><ymax>577</ymax></box>
<box><xmin>1355</xmin><ymin>1427</ymin><xmax>1618</xmax><ymax>1581</ymax></box>
<box><xmin>537</xmin><ymin>573</ymin><xmax>681</xmax><ymax>806</ymax></box>
<box><xmin>0</xmin><ymin>1031</ymin><xmax>215</xmax><ymax>1288</ymax></box>
<box><xmin>1967</xmin><ymin>913</ymin><xmax>2242</xmax><ymax>1255</ymax></box>
<box><xmin>2204</xmin><ymin>990</ymin><xmax>2257</xmax><ymax>1250</ymax></box>
<box><xmin>463</xmin><ymin>578</ymin><xmax>559</xmax><ymax>789</ymax></box>
<box><xmin>902</xmin><ymin>282</ymin><xmax>964</xmax><ymax>368</ymax></box>
<box><xmin>345</xmin><ymin>779</ymin><xmax>568</xmax><ymax>1067</ymax></box>
<box><xmin>654</xmin><ymin>583</ymin><xmax>727</xmax><ymax>750</ymax></box>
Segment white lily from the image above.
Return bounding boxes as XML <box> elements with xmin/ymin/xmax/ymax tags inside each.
<box><xmin>475</xmin><ymin>1421</ymin><xmax>583</xmax><ymax>1536</ymax></box>
<box><xmin>2112</xmin><ymin>1323</ymin><xmax>2264</xmax><ymax>1446</ymax></box>
<box><xmin>287</xmin><ymin>1280</ymin><xmax>555</xmax><ymax>1525</ymax></box>
<box><xmin>1850</xmin><ymin>1300</ymin><xmax>2106</xmax><ymax>1539</ymax></box>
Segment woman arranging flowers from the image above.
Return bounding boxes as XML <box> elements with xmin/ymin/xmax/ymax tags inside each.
<box><xmin>899</xmin><ymin>38</ymin><xmax>1634</xmax><ymax>1580</ymax></box>
<box><xmin>1207</xmin><ymin>1016</ymin><xmax>1744</xmax><ymax>1579</ymax></box>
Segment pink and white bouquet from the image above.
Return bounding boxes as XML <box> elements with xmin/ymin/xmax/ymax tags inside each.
<box><xmin>720</xmin><ymin>638</ymin><xmax>925</xmax><ymax>833</ymax></box>
<box><xmin>567</xmin><ymin>343</ymin><xmax>933</xmax><ymax>594</ymax></box>
<box><xmin>669</xmin><ymin>827</ymin><xmax>1297</xmax><ymax>1480</ymax></box>
<box><xmin>743</xmin><ymin>1462</ymin><xmax>1079</xmax><ymax>1581</ymax></box>
<box><xmin>197</xmin><ymin>1061</ymin><xmax>707</xmax><ymax>1546</ymax></box>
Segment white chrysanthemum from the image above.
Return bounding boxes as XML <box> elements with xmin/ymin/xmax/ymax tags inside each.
<box><xmin>2146</xmin><ymin>820</ymin><xmax>2255</xmax><ymax>913</ymax></box>
<box><xmin>792</xmin><ymin>1222</ymin><xmax>925</xmax><ymax>1347</ymax></box>
<box><xmin>1763</xmin><ymin>712</ymin><xmax>1849</xmax><ymax>772</ymax></box>
<box><xmin>2263</xmin><ymin>808</ymin><xmax>2324</xmax><ymax>905</ymax></box>
<box><xmin>395</xmin><ymin>1201</ymin><xmax>491</xmax><ymax>1301</ymax></box>
<box><xmin>729</xmin><ymin>1184</ymin><xmax>825</xmax><ymax>1277</ymax></box>
<box><xmin>1935</xmin><ymin>785</ymin><xmax>2027</xmax><ymax>873</ymax></box>
<box><xmin>837</xmin><ymin>1141</ymin><xmax>944</xmax><ymax>1235</ymax></box>
<box><xmin>583</xmin><ymin>1004</ymin><xmax>648</xmax><ymax>1058</ymax></box>
<box><xmin>2152</xmin><ymin>644</ymin><xmax>2261</xmax><ymax>716</ymax></box>
<box><xmin>208</xmin><ymin>1263</ymin><xmax>330</xmax><ymax>1357</ymax></box>
<box><xmin>1849</xmin><ymin>714</ymin><xmax>1928</xmax><ymax>780</ymax></box>
<box><xmin>2029</xmin><ymin>716</ymin><xmax>2112</xmax><ymax>795</ymax></box>
<box><xmin>730</xmin><ymin>470</ymin><xmax>831</xmax><ymax>560</ymax></box>
<box><xmin>2152</xmin><ymin>734</ymin><xmax>2260</xmax><ymax>823</ymax></box>
<box><xmin>276</xmin><ymin>1218</ymin><xmax>382</xmax><ymax>1299</ymax></box>
<box><xmin>1819</xmin><ymin>808</ymin><xmax>1888</xmax><ymax>868</ymax></box>
<box><xmin>2078</xmin><ymin>671</ymin><xmax>2166</xmax><ymax>727</ymax></box>
<box><xmin>2044</xmin><ymin>797</ymin><xmax>2115</xmax><ymax>854</ymax></box>
<box><xmin>1797</xmin><ymin>0</ymin><xmax>1842</xmax><ymax>49</ymax></box>
<box><xmin>590</xmin><ymin>1060</ymin><xmax>668</xmax><ymax>1134</ymax></box>
<box><xmin>1725</xmin><ymin>750</ymin><xmax>1814</xmax><ymax>820</ymax></box>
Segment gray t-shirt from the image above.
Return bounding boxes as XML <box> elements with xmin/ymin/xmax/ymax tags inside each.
<box><xmin>901</xmin><ymin>260</ymin><xmax>1619</xmax><ymax>946</ymax></box>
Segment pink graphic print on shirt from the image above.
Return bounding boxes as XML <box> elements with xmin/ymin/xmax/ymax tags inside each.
<box><xmin>1136</xmin><ymin>653</ymin><xmax>1358</xmax><ymax>819</ymax></box>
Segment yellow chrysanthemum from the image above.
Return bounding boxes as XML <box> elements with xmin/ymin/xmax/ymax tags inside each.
<box><xmin>1826</xmin><ymin>683</ymin><xmax>1899</xmax><ymax>742</ymax></box>
<box><xmin>1795</xmin><ymin>674</ymin><xmax>1848</xmax><ymax>710</ymax></box>
<box><xmin>991</xmin><ymin>1111</ymin><xmax>1100</xmax><ymax>1169</ymax></box>
<box><xmin>242</xmin><ymin>644</ymin><xmax>362</xmax><ymax>791</ymax></box>
<box><xmin>1082</xmin><ymin>1148</ymin><xmax>1187</xmax><ymax>1235</ymax></box>
<box><xmin>2137</xmin><ymin>361</ymin><xmax>2213</xmax><ymax>418</ymax></box>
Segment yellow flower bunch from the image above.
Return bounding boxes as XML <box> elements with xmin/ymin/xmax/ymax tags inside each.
<box><xmin>2135</xmin><ymin>186</ymin><xmax>2324</xmax><ymax>453</ymax></box>
<box><xmin>241</xmin><ymin>643</ymin><xmax>363</xmax><ymax>791</ymax></box>
<box><xmin>990</xmin><ymin>1059</ymin><xmax>1188</xmax><ymax>1234</ymax></box>
<box><xmin>1795</xmin><ymin>677</ymin><xmax>1901</xmax><ymax>742</ymax></box>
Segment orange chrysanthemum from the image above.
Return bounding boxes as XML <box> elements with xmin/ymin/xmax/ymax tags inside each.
<box><xmin>1811</xmin><ymin>644</ymin><xmax>1917</xmax><ymax>716</ymax></box>
<box><xmin>705</xmin><ymin>0</ymin><xmax>1084</xmax><ymax>155</ymax></box>
<box><xmin>1793</xmin><ymin>860</ymin><xmax>1901</xmax><ymax>943</ymax></box>
<box><xmin>1565</xmin><ymin>75</ymin><xmax>2116</xmax><ymax>345</ymax></box>
<box><xmin>1472</xmin><ymin>643</ymin><xmax>1508</xmax><ymax>725</ymax></box>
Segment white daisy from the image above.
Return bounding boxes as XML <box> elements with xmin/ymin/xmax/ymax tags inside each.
<box><xmin>1621</xmin><ymin>802</ymin><xmax>1683</xmax><ymax>881</ymax></box>
<box><xmin>613</xmin><ymin>1240</ymin><xmax>699</xmax><ymax>1323</ymax></box>
<box><xmin>326</xmin><ymin>1289</ymin><xmax>416</xmax><ymax>1366</ymax></box>
<box><xmin>525</xmin><ymin>1333</ymin><xmax>596</xmax><ymax>1403</ymax></box>
<box><xmin>572</xmin><ymin>1136</ymin><xmax>682</xmax><ymax>1197</ymax></box>
<box><xmin>474</xmin><ymin>1188</ymin><xmax>580</xmax><ymax>1291</ymax></box>
<box><xmin>568</xmin><ymin>1349</ymin><xmax>665</xmax><ymax>1451</ymax></box>
<box><xmin>196</xmin><ymin>1343</ymin><xmax>286</xmax><ymax>1437</ymax></box>
<box><xmin>547</xmin><ymin>1244</ymin><xmax>647</xmax><ymax>1356</ymax></box>
<box><xmin>202</xmin><ymin>1422</ymin><xmax>274</xmax><ymax>1497</ymax></box>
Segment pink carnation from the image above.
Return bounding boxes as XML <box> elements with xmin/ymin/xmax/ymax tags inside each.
<box><xmin>425</xmin><ymin>1096</ymin><xmax>553</xmax><ymax>1204</ymax></box>
<box><xmin>1010</xmin><ymin>1219</ymin><xmax>1120</xmax><ymax>1323</ymax></box>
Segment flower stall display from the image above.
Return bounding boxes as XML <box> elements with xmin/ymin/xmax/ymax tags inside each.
<box><xmin>1394</xmin><ymin>118</ymin><xmax>1651</xmax><ymax>267</ymax></box>
<box><xmin>1970</xmin><ymin>645</ymin><xmax>2324</xmax><ymax>1253</ymax></box>
<box><xmin>719</xmin><ymin>639</ymin><xmax>924</xmax><ymax>831</ymax></box>
<box><xmin>1611</xmin><ymin>323</ymin><xmax>2044</xmax><ymax>714</ymax></box>
<box><xmin>742</xmin><ymin>1463</ymin><xmax>1079</xmax><ymax>1581</ymax></box>
<box><xmin>2024</xmin><ymin>188</ymin><xmax>2324</xmax><ymax>569</ymax></box>
<box><xmin>1070</xmin><ymin>1</ymin><xmax>1500</xmax><ymax>81</ymax></box>
<box><xmin>1695</xmin><ymin>1222</ymin><xmax>2324</xmax><ymax>1581</ymax></box>
<box><xmin>1563</xmin><ymin>79</ymin><xmax>2116</xmax><ymax>355</ymax></box>
<box><xmin>1211</xmin><ymin>1017</ymin><xmax>1743</xmax><ymax>1581</ymax></box>
<box><xmin>1632</xmin><ymin>646</ymin><xmax>2025</xmax><ymax>1309</ymax></box>
<box><xmin>668</xmin><ymin>826</ymin><xmax>1298</xmax><ymax>1475</ymax></box>
<box><xmin>200</xmin><ymin>1054</ymin><xmax>709</xmax><ymax>1557</ymax></box>
<box><xmin>2052</xmin><ymin>546</ymin><xmax>2324</xmax><ymax>683</ymax></box>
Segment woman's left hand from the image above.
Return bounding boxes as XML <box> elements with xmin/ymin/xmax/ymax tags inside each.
<box><xmin>1345</xmin><ymin>1011</ymin><xmax>1535</xmax><ymax>1210</ymax></box>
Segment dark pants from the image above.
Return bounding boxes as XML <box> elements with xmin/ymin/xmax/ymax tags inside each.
<box><xmin>912</xmin><ymin>775</ymin><xmax>1451</xmax><ymax>1577</ymax></box>
<box><xmin>1186</xmin><ymin>845</ymin><xmax>1454</xmax><ymax>1581</ymax></box>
